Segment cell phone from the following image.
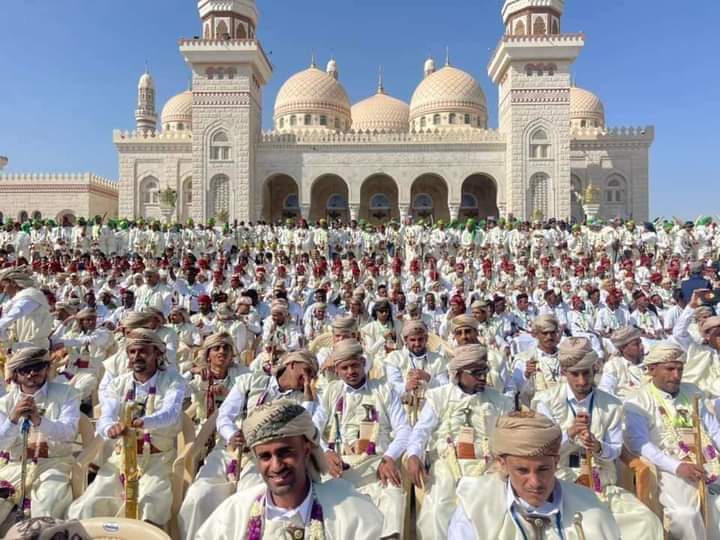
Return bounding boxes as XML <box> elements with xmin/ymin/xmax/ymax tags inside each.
<box><xmin>701</xmin><ymin>290</ymin><xmax>720</xmax><ymax>306</ymax></box>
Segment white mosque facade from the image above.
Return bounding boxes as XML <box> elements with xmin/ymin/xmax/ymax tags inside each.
<box><xmin>1</xmin><ymin>0</ymin><xmax>654</xmax><ymax>225</ymax></box>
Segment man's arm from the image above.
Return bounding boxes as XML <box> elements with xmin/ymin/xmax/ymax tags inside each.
<box><xmin>0</xmin><ymin>297</ymin><xmax>40</xmax><ymax>332</ymax></box>
<box><xmin>216</xmin><ymin>384</ymin><xmax>247</xmax><ymax>444</ymax></box>
<box><xmin>384</xmin><ymin>389</ymin><xmax>411</xmax><ymax>461</ymax></box>
<box><xmin>624</xmin><ymin>402</ymin><xmax>682</xmax><ymax>474</ymax></box>
<box><xmin>405</xmin><ymin>400</ymin><xmax>439</xmax><ymax>459</ymax></box>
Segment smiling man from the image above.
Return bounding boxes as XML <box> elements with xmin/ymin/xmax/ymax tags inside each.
<box><xmin>197</xmin><ymin>399</ymin><xmax>382</xmax><ymax>539</ymax></box>
<box><xmin>448</xmin><ymin>411</ymin><xmax>620</xmax><ymax>539</ymax></box>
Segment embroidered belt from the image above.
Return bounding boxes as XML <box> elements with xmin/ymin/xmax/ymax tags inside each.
<box><xmin>26</xmin><ymin>443</ymin><xmax>49</xmax><ymax>459</ymax></box>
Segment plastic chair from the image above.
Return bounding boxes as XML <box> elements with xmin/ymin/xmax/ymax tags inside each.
<box><xmin>78</xmin><ymin>517</ymin><xmax>171</xmax><ymax>539</ymax></box>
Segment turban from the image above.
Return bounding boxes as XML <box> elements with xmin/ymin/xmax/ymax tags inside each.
<box><xmin>533</xmin><ymin>315</ymin><xmax>559</xmax><ymax>333</ymax></box>
<box><xmin>271</xmin><ymin>300</ymin><xmax>289</xmax><ymax>315</ymax></box>
<box><xmin>470</xmin><ymin>300</ymin><xmax>490</xmax><ymax>310</ymax></box>
<box><xmin>198</xmin><ymin>294</ymin><xmax>212</xmax><ymax>304</ymax></box>
<box><xmin>374</xmin><ymin>299</ymin><xmax>391</xmax><ymax>311</ymax></box>
<box><xmin>327</xmin><ymin>339</ymin><xmax>364</xmax><ymax>368</ymax></box>
<box><xmin>215</xmin><ymin>303</ymin><xmax>235</xmax><ymax>321</ymax></box>
<box><xmin>451</xmin><ymin>315</ymin><xmax>478</xmax><ymax>332</ymax></box>
<box><xmin>0</xmin><ymin>267</ymin><xmax>36</xmax><ymax>289</ymax></box>
<box><xmin>332</xmin><ymin>315</ymin><xmax>357</xmax><ymax>334</ymax></box>
<box><xmin>75</xmin><ymin>308</ymin><xmax>96</xmax><ymax>320</ymax></box>
<box><xmin>491</xmin><ymin>411</ymin><xmax>562</xmax><ymax>457</ymax></box>
<box><xmin>558</xmin><ymin>337</ymin><xmax>598</xmax><ymax>371</ymax></box>
<box><xmin>125</xmin><ymin>328</ymin><xmax>167</xmax><ymax>356</ymax></box>
<box><xmin>4</xmin><ymin>517</ymin><xmax>92</xmax><ymax>540</ymax></box>
<box><xmin>202</xmin><ymin>332</ymin><xmax>235</xmax><ymax>361</ymax></box>
<box><xmin>55</xmin><ymin>302</ymin><xmax>77</xmax><ymax>315</ymax></box>
<box><xmin>7</xmin><ymin>347</ymin><xmax>49</xmax><ymax>374</ymax></box>
<box><xmin>122</xmin><ymin>311</ymin><xmax>155</xmax><ymax>330</ymax></box>
<box><xmin>645</xmin><ymin>342</ymin><xmax>686</xmax><ymax>366</ymax></box>
<box><xmin>243</xmin><ymin>399</ymin><xmax>328</xmax><ymax>481</ymax></box>
<box><xmin>611</xmin><ymin>326</ymin><xmax>642</xmax><ymax>349</ymax></box>
<box><xmin>312</xmin><ymin>302</ymin><xmax>327</xmax><ymax>312</ymax></box>
<box><xmin>169</xmin><ymin>306</ymin><xmax>190</xmax><ymax>323</ymax></box>
<box><xmin>694</xmin><ymin>306</ymin><xmax>714</xmax><ymax>319</ymax></box>
<box><xmin>448</xmin><ymin>344</ymin><xmax>488</xmax><ymax>380</ymax></box>
<box><xmin>402</xmin><ymin>320</ymin><xmax>427</xmax><ymax>339</ymax></box>
<box><xmin>142</xmin><ymin>306</ymin><xmax>165</xmax><ymax>320</ymax></box>
<box><xmin>700</xmin><ymin>316</ymin><xmax>720</xmax><ymax>335</ymax></box>
<box><xmin>143</xmin><ymin>268</ymin><xmax>159</xmax><ymax>277</ymax></box>
<box><xmin>274</xmin><ymin>350</ymin><xmax>319</xmax><ymax>377</ymax></box>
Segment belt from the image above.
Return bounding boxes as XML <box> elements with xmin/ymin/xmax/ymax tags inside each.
<box><xmin>135</xmin><ymin>440</ymin><xmax>162</xmax><ymax>455</ymax></box>
<box><xmin>26</xmin><ymin>443</ymin><xmax>49</xmax><ymax>459</ymax></box>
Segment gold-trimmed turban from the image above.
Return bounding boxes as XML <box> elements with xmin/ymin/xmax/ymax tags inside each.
<box><xmin>491</xmin><ymin>411</ymin><xmax>562</xmax><ymax>457</ymax></box>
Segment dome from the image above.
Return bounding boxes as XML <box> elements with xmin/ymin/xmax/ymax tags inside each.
<box><xmin>352</xmin><ymin>89</ymin><xmax>409</xmax><ymax>133</ymax></box>
<box><xmin>409</xmin><ymin>66</ymin><xmax>488</xmax><ymax>128</ymax></box>
<box><xmin>274</xmin><ymin>66</ymin><xmax>352</xmax><ymax>131</ymax></box>
<box><xmin>570</xmin><ymin>86</ymin><xmax>605</xmax><ymax>128</ymax></box>
<box><xmin>138</xmin><ymin>72</ymin><xmax>154</xmax><ymax>89</ymax></box>
<box><xmin>161</xmin><ymin>91</ymin><xmax>193</xmax><ymax>131</ymax></box>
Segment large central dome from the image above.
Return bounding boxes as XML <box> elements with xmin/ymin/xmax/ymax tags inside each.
<box><xmin>274</xmin><ymin>64</ymin><xmax>352</xmax><ymax>132</ymax></box>
<box><xmin>409</xmin><ymin>65</ymin><xmax>488</xmax><ymax>130</ymax></box>
<box><xmin>352</xmin><ymin>87</ymin><xmax>409</xmax><ymax>133</ymax></box>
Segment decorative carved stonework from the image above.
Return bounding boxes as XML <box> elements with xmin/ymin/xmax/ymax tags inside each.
<box><xmin>511</xmin><ymin>88</ymin><xmax>570</xmax><ymax>104</ymax></box>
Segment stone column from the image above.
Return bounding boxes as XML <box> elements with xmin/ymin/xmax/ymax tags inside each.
<box><xmin>399</xmin><ymin>202</ymin><xmax>411</xmax><ymax>223</ymax></box>
<box><xmin>300</xmin><ymin>203</ymin><xmax>310</xmax><ymax>220</ymax></box>
<box><xmin>449</xmin><ymin>203</ymin><xmax>461</xmax><ymax>221</ymax></box>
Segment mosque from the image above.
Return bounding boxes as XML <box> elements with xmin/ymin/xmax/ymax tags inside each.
<box><xmin>0</xmin><ymin>0</ymin><xmax>654</xmax><ymax>225</ymax></box>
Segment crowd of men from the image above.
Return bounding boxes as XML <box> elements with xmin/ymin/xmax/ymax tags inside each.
<box><xmin>0</xmin><ymin>213</ymin><xmax>720</xmax><ymax>539</ymax></box>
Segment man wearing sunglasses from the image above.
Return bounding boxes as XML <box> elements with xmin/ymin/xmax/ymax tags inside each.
<box><xmin>405</xmin><ymin>344</ymin><xmax>514</xmax><ymax>540</ymax></box>
<box><xmin>0</xmin><ymin>346</ymin><xmax>80</xmax><ymax>524</ymax></box>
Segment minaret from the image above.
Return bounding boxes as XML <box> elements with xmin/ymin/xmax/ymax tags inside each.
<box><xmin>181</xmin><ymin>0</ymin><xmax>272</xmax><ymax>222</ymax></box>
<box><xmin>326</xmin><ymin>58</ymin><xmax>339</xmax><ymax>80</ymax></box>
<box><xmin>135</xmin><ymin>68</ymin><xmax>157</xmax><ymax>134</ymax></box>
<box><xmin>488</xmin><ymin>0</ymin><xmax>583</xmax><ymax>219</ymax></box>
<box><xmin>424</xmin><ymin>56</ymin><xmax>436</xmax><ymax>78</ymax></box>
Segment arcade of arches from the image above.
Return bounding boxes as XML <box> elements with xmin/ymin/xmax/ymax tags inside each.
<box><xmin>259</xmin><ymin>173</ymin><xmax>500</xmax><ymax>223</ymax></box>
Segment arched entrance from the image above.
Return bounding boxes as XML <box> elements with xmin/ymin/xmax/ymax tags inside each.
<box><xmin>139</xmin><ymin>176</ymin><xmax>160</xmax><ymax>219</ymax></box>
<box><xmin>57</xmin><ymin>211</ymin><xmax>76</xmax><ymax>226</ymax></box>
<box><xmin>411</xmin><ymin>174</ymin><xmax>450</xmax><ymax>222</ymax></box>
<box><xmin>460</xmin><ymin>174</ymin><xmax>498</xmax><ymax>219</ymax></box>
<box><xmin>263</xmin><ymin>174</ymin><xmax>299</xmax><ymax>223</ymax></box>
<box><xmin>359</xmin><ymin>174</ymin><xmax>399</xmax><ymax>223</ymax></box>
<box><xmin>310</xmin><ymin>175</ymin><xmax>349</xmax><ymax>223</ymax></box>
<box><xmin>180</xmin><ymin>177</ymin><xmax>193</xmax><ymax>223</ymax></box>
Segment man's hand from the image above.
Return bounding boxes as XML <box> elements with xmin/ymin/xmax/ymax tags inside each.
<box><xmin>524</xmin><ymin>358</ymin><xmax>538</xmax><ymax>379</ymax></box>
<box><xmin>131</xmin><ymin>418</ymin><xmax>144</xmax><ymax>429</ymax></box>
<box><xmin>228</xmin><ymin>430</ymin><xmax>245</xmax><ymax>451</ymax></box>
<box><xmin>325</xmin><ymin>450</ymin><xmax>344</xmax><ymax>478</ymax></box>
<box><xmin>210</xmin><ymin>384</ymin><xmax>228</xmax><ymax>398</ymax></box>
<box><xmin>10</xmin><ymin>397</ymin><xmax>36</xmax><ymax>425</ymax></box>
<box><xmin>406</xmin><ymin>455</ymin><xmax>426</xmax><ymax>489</ymax></box>
<box><xmin>568</xmin><ymin>412</ymin><xmax>591</xmax><ymax>440</ymax></box>
<box><xmin>377</xmin><ymin>456</ymin><xmax>402</xmax><ymax>487</ymax></box>
<box><xmin>677</xmin><ymin>462</ymin><xmax>707</xmax><ymax>483</ymax></box>
<box><xmin>107</xmin><ymin>423</ymin><xmax>126</xmax><ymax>439</ymax></box>
<box><xmin>577</xmin><ymin>430</ymin><xmax>601</xmax><ymax>455</ymax></box>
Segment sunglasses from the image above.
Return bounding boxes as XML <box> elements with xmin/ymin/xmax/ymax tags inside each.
<box><xmin>17</xmin><ymin>362</ymin><xmax>49</xmax><ymax>376</ymax></box>
<box><xmin>461</xmin><ymin>368</ymin><xmax>489</xmax><ymax>379</ymax></box>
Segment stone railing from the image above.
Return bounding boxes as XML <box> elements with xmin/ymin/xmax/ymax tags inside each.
<box><xmin>489</xmin><ymin>32</ymin><xmax>585</xmax><ymax>69</ymax></box>
<box><xmin>259</xmin><ymin>128</ymin><xmax>505</xmax><ymax>146</ymax></box>
<box><xmin>178</xmin><ymin>37</ymin><xmax>272</xmax><ymax>66</ymax></box>
<box><xmin>571</xmin><ymin>126</ymin><xmax>655</xmax><ymax>140</ymax></box>
<box><xmin>0</xmin><ymin>172</ymin><xmax>119</xmax><ymax>192</ymax></box>
<box><xmin>113</xmin><ymin>129</ymin><xmax>193</xmax><ymax>143</ymax></box>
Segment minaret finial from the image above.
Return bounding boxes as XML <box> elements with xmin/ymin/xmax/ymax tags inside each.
<box><xmin>377</xmin><ymin>66</ymin><xmax>385</xmax><ymax>94</ymax></box>
<box><xmin>310</xmin><ymin>51</ymin><xmax>316</xmax><ymax>68</ymax></box>
<box><xmin>144</xmin><ymin>59</ymin><xmax>150</xmax><ymax>74</ymax></box>
<box><xmin>445</xmin><ymin>46</ymin><xmax>450</xmax><ymax>67</ymax></box>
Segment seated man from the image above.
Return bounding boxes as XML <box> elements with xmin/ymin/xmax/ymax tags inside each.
<box><xmin>313</xmin><ymin>339</ymin><xmax>410</xmax><ymax>539</ymax></box>
<box><xmin>67</xmin><ymin>329</ymin><xmax>186</xmax><ymax>526</ymax></box>
<box><xmin>448</xmin><ymin>411</ymin><xmax>621</xmax><ymax>539</ymax></box>
<box><xmin>625</xmin><ymin>342</ymin><xmax>720</xmax><ymax>540</ymax></box>
<box><xmin>384</xmin><ymin>321</ymin><xmax>448</xmax><ymax>423</ymax></box>
<box><xmin>451</xmin><ymin>314</ymin><xmax>509</xmax><ymax>393</ymax></box>
<box><xmin>315</xmin><ymin>315</ymin><xmax>357</xmax><ymax>392</ymax></box>
<box><xmin>168</xmin><ymin>306</ymin><xmax>201</xmax><ymax>375</ymax></box>
<box><xmin>196</xmin><ymin>399</ymin><xmax>383</xmax><ymax>539</ymax></box>
<box><xmin>0</xmin><ymin>347</ymin><xmax>80</xmax><ymax>523</ymax></box>
<box><xmin>406</xmin><ymin>344</ymin><xmax>513</xmax><ymax>540</ymax></box>
<box><xmin>533</xmin><ymin>337</ymin><xmax>663</xmax><ymax>539</ymax></box>
<box><xmin>598</xmin><ymin>326</ymin><xmax>647</xmax><ymax>399</ymax></box>
<box><xmin>178</xmin><ymin>350</ymin><xmax>318</xmax><ymax>540</ymax></box>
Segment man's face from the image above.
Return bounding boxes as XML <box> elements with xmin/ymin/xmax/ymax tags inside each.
<box><xmin>635</xmin><ymin>295</ymin><xmax>648</xmax><ymax>310</ymax></box>
<box><xmin>535</xmin><ymin>328</ymin><xmax>560</xmax><ymax>351</ymax></box>
<box><xmin>285</xmin><ymin>361</ymin><xmax>315</xmax><ymax>390</ymax></box>
<box><xmin>145</xmin><ymin>274</ymin><xmax>159</xmax><ymax>287</ymax></box>
<box><xmin>405</xmin><ymin>332</ymin><xmax>427</xmax><ymax>355</ymax></box>
<box><xmin>333</xmin><ymin>331</ymin><xmax>354</xmax><ymax>344</ymax></box>
<box><xmin>517</xmin><ymin>297</ymin><xmax>529</xmax><ymax>311</ymax></box>
<box><xmin>335</xmin><ymin>357</ymin><xmax>365</xmax><ymax>387</ymax></box>
<box><xmin>457</xmin><ymin>362</ymin><xmax>488</xmax><ymax>394</ymax></box>
<box><xmin>499</xmin><ymin>455</ymin><xmax>558</xmax><ymax>508</ymax></box>
<box><xmin>425</xmin><ymin>295</ymin><xmax>435</xmax><ymax>310</ymax></box>
<box><xmin>169</xmin><ymin>312</ymin><xmax>182</xmax><ymax>324</ymax></box>
<box><xmin>472</xmin><ymin>307</ymin><xmax>488</xmax><ymax>323</ymax></box>
<box><xmin>208</xmin><ymin>344</ymin><xmax>233</xmax><ymax>368</ymax></box>
<box><xmin>79</xmin><ymin>316</ymin><xmax>96</xmax><ymax>332</ymax></box>
<box><xmin>255</xmin><ymin>436</ymin><xmax>311</xmax><ymax>497</ymax></box>
<box><xmin>650</xmin><ymin>362</ymin><xmax>683</xmax><ymax>395</ymax></box>
<box><xmin>14</xmin><ymin>361</ymin><xmax>50</xmax><ymax>392</ymax></box>
<box><xmin>454</xmin><ymin>327</ymin><xmax>478</xmax><ymax>346</ymax></box>
<box><xmin>1</xmin><ymin>279</ymin><xmax>17</xmax><ymax>297</ymax></box>
<box><xmin>563</xmin><ymin>368</ymin><xmax>594</xmax><ymax>399</ymax></box>
<box><xmin>621</xmin><ymin>338</ymin><xmax>643</xmax><ymax>362</ymax></box>
<box><xmin>123</xmin><ymin>293</ymin><xmax>135</xmax><ymax>308</ymax></box>
<box><xmin>237</xmin><ymin>304</ymin><xmax>250</xmax><ymax>315</ymax></box>
<box><xmin>271</xmin><ymin>311</ymin><xmax>286</xmax><ymax>326</ymax></box>
<box><xmin>127</xmin><ymin>344</ymin><xmax>159</xmax><ymax>375</ymax></box>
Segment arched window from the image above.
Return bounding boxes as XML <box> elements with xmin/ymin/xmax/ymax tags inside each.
<box><xmin>433</xmin><ymin>114</ymin><xmax>441</xmax><ymax>125</ymax></box>
<box><xmin>279</xmin><ymin>118</ymin><xmax>285</xmax><ymax>129</ymax></box>
<box><xmin>334</xmin><ymin>118</ymin><xmax>340</xmax><ymax>129</ymax></box>
<box><xmin>204</xmin><ymin>23</ymin><xmax>210</xmax><ymax>39</ymax></box>
<box><xmin>210</xmin><ymin>131</ymin><xmax>230</xmax><ymax>161</ymax></box>
<box><xmin>515</xmin><ymin>20</ymin><xmax>526</xmax><ymax>35</ymax></box>
<box><xmin>420</xmin><ymin>117</ymin><xmax>427</xmax><ymax>129</ymax></box>
<box><xmin>31</xmin><ymin>211</ymin><xmax>41</xmax><ymax>220</ymax></box>
<box><xmin>606</xmin><ymin>176</ymin><xmax>626</xmax><ymax>203</ymax></box>
<box><xmin>413</xmin><ymin>193</ymin><xmax>434</xmax><ymax>211</ymax></box>
<box><xmin>530</xmin><ymin>129</ymin><xmax>551</xmax><ymax>158</ymax></box>
<box><xmin>183</xmin><ymin>178</ymin><xmax>193</xmax><ymax>205</ymax></box>
<box><xmin>18</xmin><ymin>211</ymin><xmax>28</xmax><ymax>222</ymax></box>
<box><xmin>210</xmin><ymin>175</ymin><xmax>230</xmax><ymax>216</ymax></box>
<box><xmin>304</xmin><ymin>114</ymin><xmax>312</xmax><ymax>126</ymax></box>
<box><xmin>370</xmin><ymin>193</ymin><xmax>391</xmax><ymax>211</ymax></box>
<box><xmin>216</xmin><ymin>20</ymin><xmax>230</xmax><ymax>39</ymax></box>
<box><xmin>533</xmin><ymin>16</ymin><xmax>547</xmax><ymax>35</ymax></box>
<box><xmin>529</xmin><ymin>173</ymin><xmax>550</xmax><ymax>219</ymax></box>
<box><xmin>290</xmin><ymin>115</ymin><xmax>297</xmax><ymax>126</ymax></box>
<box><xmin>236</xmin><ymin>23</ymin><xmax>247</xmax><ymax>39</ymax></box>
<box><xmin>449</xmin><ymin>113</ymin><xmax>457</xmax><ymax>125</ymax></box>
<box><xmin>551</xmin><ymin>19</ymin><xmax>560</xmax><ymax>35</ymax></box>
<box><xmin>319</xmin><ymin>115</ymin><xmax>327</xmax><ymax>126</ymax></box>
<box><xmin>464</xmin><ymin>114</ymin><xmax>471</xmax><ymax>125</ymax></box>
<box><xmin>284</xmin><ymin>194</ymin><xmax>299</xmax><ymax>210</ymax></box>
<box><xmin>327</xmin><ymin>194</ymin><xmax>347</xmax><ymax>210</ymax></box>
<box><xmin>461</xmin><ymin>193</ymin><xmax>479</xmax><ymax>209</ymax></box>
<box><xmin>141</xmin><ymin>177</ymin><xmax>160</xmax><ymax>205</ymax></box>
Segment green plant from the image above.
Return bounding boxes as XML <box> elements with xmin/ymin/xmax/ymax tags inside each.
<box><xmin>160</xmin><ymin>188</ymin><xmax>177</xmax><ymax>208</ymax></box>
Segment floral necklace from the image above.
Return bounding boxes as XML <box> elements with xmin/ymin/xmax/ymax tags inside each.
<box><xmin>246</xmin><ymin>488</ymin><xmax>325</xmax><ymax>540</ymax></box>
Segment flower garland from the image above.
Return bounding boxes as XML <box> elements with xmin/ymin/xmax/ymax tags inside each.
<box><xmin>246</xmin><ymin>490</ymin><xmax>325</xmax><ymax>540</ymax></box>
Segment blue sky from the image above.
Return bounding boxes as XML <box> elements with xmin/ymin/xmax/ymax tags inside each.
<box><xmin>1</xmin><ymin>0</ymin><xmax>718</xmax><ymax>219</ymax></box>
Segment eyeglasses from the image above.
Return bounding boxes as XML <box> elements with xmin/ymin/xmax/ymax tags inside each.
<box><xmin>461</xmin><ymin>368</ymin><xmax>489</xmax><ymax>379</ymax></box>
<box><xmin>17</xmin><ymin>363</ymin><xmax>49</xmax><ymax>376</ymax></box>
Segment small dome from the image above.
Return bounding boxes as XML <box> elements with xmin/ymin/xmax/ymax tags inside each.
<box><xmin>161</xmin><ymin>91</ymin><xmax>193</xmax><ymax>131</ymax></box>
<box><xmin>274</xmin><ymin>66</ymin><xmax>352</xmax><ymax>131</ymax></box>
<box><xmin>570</xmin><ymin>86</ymin><xmax>605</xmax><ymax>128</ymax></box>
<box><xmin>138</xmin><ymin>72</ymin><xmax>154</xmax><ymax>90</ymax></box>
<box><xmin>410</xmin><ymin>66</ymin><xmax>487</xmax><ymax>127</ymax></box>
<box><xmin>352</xmin><ymin>89</ymin><xmax>410</xmax><ymax>132</ymax></box>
